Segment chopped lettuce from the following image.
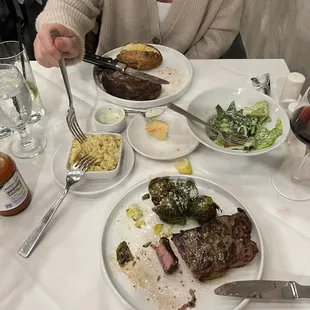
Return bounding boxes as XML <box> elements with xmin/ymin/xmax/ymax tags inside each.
<box><xmin>255</xmin><ymin>119</ymin><xmax>283</xmax><ymax>150</ymax></box>
<box><xmin>210</xmin><ymin>100</ymin><xmax>282</xmax><ymax>152</ymax></box>
<box><xmin>243</xmin><ymin>100</ymin><xmax>268</xmax><ymax>118</ymax></box>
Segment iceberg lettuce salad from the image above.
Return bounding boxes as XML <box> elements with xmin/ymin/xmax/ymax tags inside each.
<box><xmin>209</xmin><ymin>100</ymin><xmax>283</xmax><ymax>151</ymax></box>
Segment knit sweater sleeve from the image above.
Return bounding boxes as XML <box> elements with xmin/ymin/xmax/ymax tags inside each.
<box><xmin>36</xmin><ymin>0</ymin><xmax>103</xmax><ymax>65</ymax></box>
<box><xmin>185</xmin><ymin>0</ymin><xmax>244</xmax><ymax>59</ymax></box>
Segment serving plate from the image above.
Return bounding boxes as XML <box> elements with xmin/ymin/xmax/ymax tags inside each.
<box><xmin>93</xmin><ymin>45</ymin><xmax>193</xmax><ymax>109</ymax></box>
<box><xmin>126</xmin><ymin>108</ymin><xmax>199</xmax><ymax>160</ymax></box>
<box><xmin>187</xmin><ymin>87</ymin><xmax>290</xmax><ymax>156</ymax></box>
<box><xmin>100</xmin><ymin>175</ymin><xmax>264</xmax><ymax>310</ymax></box>
<box><xmin>52</xmin><ymin>139</ymin><xmax>135</xmax><ymax>196</ymax></box>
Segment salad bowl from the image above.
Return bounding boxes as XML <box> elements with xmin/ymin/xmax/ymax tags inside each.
<box><xmin>187</xmin><ymin>87</ymin><xmax>290</xmax><ymax>156</ymax></box>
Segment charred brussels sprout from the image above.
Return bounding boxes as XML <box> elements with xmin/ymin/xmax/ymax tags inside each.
<box><xmin>189</xmin><ymin>195</ymin><xmax>221</xmax><ymax>224</ymax></box>
<box><xmin>148</xmin><ymin>177</ymin><xmax>175</xmax><ymax>205</ymax></box>
<box><xmin>176</xmin><ymin>179</ymin><xmax>198</xmax><ymax>206</ymax></box>
<box><xmin>152</xmin><ymin>196</ymin><xmax>187</xmax><ymax>225</ymax></box>
<box><xmin>149</xmin><ymin>177</ymin><xmax>199</xmax><ymax>225</ymax></box>
<box><xmin>116</xmin><ymin>241</ymin><xmax>134</xmax><ymax>266</ymax></box>
<box><xmin>142</xmin><ymin>193</ymin><xmax>150</xmax><ymax>200</ymax></box>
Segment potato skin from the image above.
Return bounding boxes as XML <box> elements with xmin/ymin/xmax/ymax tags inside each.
<box><xmin>116</xmin><ymin>43</ymin><xmax>163</xmax><ymax>71</ymax></box>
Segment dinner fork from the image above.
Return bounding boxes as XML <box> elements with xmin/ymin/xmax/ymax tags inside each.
<box><xmin>17</xmin><ymin>155</ymin><xmax>97</xmax><ymax>258</ymax></box>
<box><xmin>167</xmin><ymin>102</ymin><xmax>247</xmax><ymax>146</ymax></box>
<box><xmin>51</xmin><ymin>31</ymin><xmax>87</xmax><ymax>144</ymax></box>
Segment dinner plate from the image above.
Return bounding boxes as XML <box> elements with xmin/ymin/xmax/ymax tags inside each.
<box><xmin>100</xmin><ymin>175</ymin><xmax>264</xmax><ymax>310</ymax></box>
<box><xmin>187</xmin><ymin>87</ymin><xmax>290</xmax><ymax>156</ymax></box>
<box><xmin>126</xmin><ymin>109</ymin><xmax>199</xmax><ymax>160</ymax></box>
<box><xmin>93</xmin><ymin>45</ymin><xmax>193</xmax><ymax>109</ymax></box>
<box><xmin>51</xmin><ymin>140</ymin><xmax>135</xmax><ymax>196</ymax></box>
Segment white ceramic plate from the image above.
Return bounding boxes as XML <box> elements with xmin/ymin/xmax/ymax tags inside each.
<box><xmin>187</xmin><ymin>87</ymin><xmax>290</xmax><ymax>156</ymax></box>
<box><xmin>100</xmin><ymin>175</ymin><xmax>264</xmax><ymax>310</ymax></box>
<box><xmin>126</xmin><ymin>109</ymin><xmax>199</xmax><ymax>160</ymax></box>
<box><xmin>51</xmin><ymin>140</ymin><xmax>135</xmax><ymax>196</ymax></box>
<box><xmin>93</xmin><ymin>45</ymin><xmax>193</xmax><ymax>109</ymax></box>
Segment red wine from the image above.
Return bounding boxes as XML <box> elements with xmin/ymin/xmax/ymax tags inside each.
<box><xmin>290</xmin><ymin>106</ymin><xmax>310</xmax><ymax>146</ymax></box>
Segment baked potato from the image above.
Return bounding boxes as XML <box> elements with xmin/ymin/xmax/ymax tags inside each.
<box><xmin>116</xmin><ymin>42</ymin><xmax>163</xmax><ymax>71</ymax></box>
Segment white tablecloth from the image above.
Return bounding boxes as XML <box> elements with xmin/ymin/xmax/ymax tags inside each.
<box><xmin>1</xmin><ymin>59</ymin><xmax>310</xmax><ymax>310</ymax></box>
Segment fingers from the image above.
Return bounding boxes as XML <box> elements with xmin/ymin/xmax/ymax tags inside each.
<box><xmin>37</xmin><ymin>28</ymin><xmax>62</xmax><ymax>66</ymax></box>
<box><xmin>34</xmin><ymin>23</ymin><xmax>80</xmax><ymax>68</ymax></box>
<box><xmin>54</xmin><ymin>37</ymin><xmax>80</xmax><ymax>59</ymax></box>
<box><xmin>34</xmin><ymin>36</ymin><xmax>57</xmax><ymax>68</ymax></box>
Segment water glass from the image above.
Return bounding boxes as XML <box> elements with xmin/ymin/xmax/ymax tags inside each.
<box><xmin>0</xmin><ymin>64</ymin><xmax>47</xmax><ymax>159</ymax></box>
<box><xmin>0</xmin><ymin>41</ymin><xmax>45</xmax><ymax>123</ymax></box>
<box><xmin>0</xmin><ymin>124</ymin><xmax>13</xmax><ymax>139</ymax></box>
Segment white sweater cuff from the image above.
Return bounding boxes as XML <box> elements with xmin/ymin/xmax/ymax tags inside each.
<box><xmin>36</xmin><ymin>11</ymin><xmax>86</xmax><ymax>66</ymax></box>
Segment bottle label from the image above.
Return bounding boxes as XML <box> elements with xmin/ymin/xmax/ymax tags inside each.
<box><xmin>0</xmin><ymin>171</ymin><xmax>28</xmax><ymax>211</ymax></box>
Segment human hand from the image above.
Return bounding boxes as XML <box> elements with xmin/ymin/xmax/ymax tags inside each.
<box><xmin>34</xmin><ymin>23</ymin><xmax>81</xmax><ymax>67</ymax></box>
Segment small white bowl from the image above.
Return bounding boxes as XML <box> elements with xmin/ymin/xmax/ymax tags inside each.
<box><xmin>66</xmin><ymin>132</ymin><xmax>123</xmax><ymax>180</ymax></box>
<box><xmin>94</xmin><ymin>106</ymin><xmax>126</xmax><ymax>133</ymax></box>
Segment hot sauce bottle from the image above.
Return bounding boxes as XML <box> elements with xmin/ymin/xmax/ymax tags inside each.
<box><xmin>0</xmin><ymin>152</ymin><xmax>31</xmax><ymax>216</ymax></box>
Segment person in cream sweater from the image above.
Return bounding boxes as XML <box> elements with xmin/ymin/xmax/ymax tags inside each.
<box><xmin>34</xmin><ymin>0</ymin><xmax>244</xmax><ymax>67</ymax></box>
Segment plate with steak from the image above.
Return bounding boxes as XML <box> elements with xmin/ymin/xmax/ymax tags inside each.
<box><xmin>100</xmin><ymin>175</ymin><xmax>264</xmax><ymax>310</ymax></box>
<box><xmin>93</xmin><ymin>45</ymin><xmax>193</xmax><ymax>109</ymax></box>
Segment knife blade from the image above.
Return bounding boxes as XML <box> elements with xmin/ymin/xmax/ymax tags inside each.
<box><xmin>214</xmin><ymin>280</ymin><xmax>310</xmax><ymax>300</ymax></box>
<box><xmin>83</xmin><ymin>53</ymin><xmax>169</xmax><ymax>85</ymax></box>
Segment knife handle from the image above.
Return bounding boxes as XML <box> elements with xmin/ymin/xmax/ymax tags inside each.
<box><xmin>83</xmin><ymin>53</ymin><xmax>121</xmax><ymax>71</ymax></box>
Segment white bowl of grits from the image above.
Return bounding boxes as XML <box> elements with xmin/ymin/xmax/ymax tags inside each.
<box><xmin>66</xmin><ymin>133</ymin><xmax>123</xmax><ymax>180</ymax></box>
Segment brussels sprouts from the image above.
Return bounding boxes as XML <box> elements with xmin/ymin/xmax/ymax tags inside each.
<box><xmin>189</xmin><ymin>195</ymin><xmax>221</xmax><ymax>225</ymax></box>
<box><xmin>148</xmin><ymin>177</ymin><xmax>175</xmax><ymax>205</ymax></box>
<box><xmin>149</xmin><ymin>177</ymin><xmax>199</xmax><ymax>225</ymax></box>
<box><xmin>116</xmin><ymin>241</ymin><xmax>134</xmax><ymax>266</ymax></box>
<box><xmin>152</xmin><ymin>196</ymin><xmax>187</xmax><ymax>225</ymax></box>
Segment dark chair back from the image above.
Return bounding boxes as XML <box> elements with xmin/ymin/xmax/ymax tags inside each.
<box><xmin>221</xmin><ymin>33</ymin><xmax>247</xmax><ymax>59</ymax></box>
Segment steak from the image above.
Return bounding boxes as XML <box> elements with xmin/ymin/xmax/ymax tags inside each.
<box><xmin>100</xmin><ymin>68</ymin><xmax>162</xmax><ymax>101</ymax></box>
<box><xmin>171</xmin><ymin>209</ymin><xmax>259</xmax><ymax>281</ymax></box>
<box><xmin>153</xmin><ymin>237</ymin><xmax>179</xmax><ymax>274</ymax></box>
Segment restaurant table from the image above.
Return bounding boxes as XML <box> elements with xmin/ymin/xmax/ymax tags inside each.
<box><xmin>1</xmin><ymin>59</ymin><xmax>310</xmax><ymax>310</ymax></box>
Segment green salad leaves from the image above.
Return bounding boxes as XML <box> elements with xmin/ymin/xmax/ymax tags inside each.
<box><xmin>210</xmin><ymin>101</ymin><xmax>282</xmax><ymax>151</ymax></box>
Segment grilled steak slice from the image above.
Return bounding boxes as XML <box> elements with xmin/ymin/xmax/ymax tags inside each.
<box><xmin>153</xmin><ymin>237</ymin><xmax>179</xmax><ymax>274</ymax></box>
<box><xmin>171</xmin><ymin>209</ymin><xmax>258</xmax><ymax>281</ymax></box>
<box><xmin>100</xmin><ymin>68</ymin><xmax>162</xmax><ymax>101</ymax></box>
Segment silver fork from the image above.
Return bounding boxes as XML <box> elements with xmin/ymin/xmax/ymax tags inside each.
<box><xmin>167</xmin><ymin>102</ymin><xmax>247</xmax><ymax>146</ymax></box>
<box><xmin>17</xmin><ymin>155</ymin><xmax>97</xmax><ymax>258</ymax></box>
<box><xmin>51</xmin><ymin>31</ymin><xmax>87</xmax><ymax>144</ymax></box>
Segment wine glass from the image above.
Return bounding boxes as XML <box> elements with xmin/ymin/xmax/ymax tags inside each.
<box><xmin>0</xmin><ymin>64</ymin><xmax>47</xmax><ymax>159</ymax></box>
<box><xmin>272</xmin><ymin>86</ymin><xmax>310</xmax><ymax>201</ymax></box>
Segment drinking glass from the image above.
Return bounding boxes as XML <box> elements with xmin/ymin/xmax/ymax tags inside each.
<box><xmin>272</xmin><ymin>86</ymin><xmax>310</xmax><ymax>201</ymax></box>
<box><xmin>0</xmin><ymin>64</ymin><xmax>47</xmax><ymax>158</ymax></box>
<box><xmin>0</xmin><ymin>41</ymin><xmax>46</xmax><ymax>123</ymax></box>
<box><xmin>0</xmin><ymin>124</ymin><xmax>13</xmax><ymax>139</ymax></box>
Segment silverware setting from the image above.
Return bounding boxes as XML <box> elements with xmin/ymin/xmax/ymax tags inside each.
<box><xmin>167</xmin><ymin>102</ymin><xmax>247</xmax><ymax>146</ymax></box>
<box><xmin>51</xmin><ymin>31</ymin><xmax>87</xmax><ymax>144</ymax></box>
<box><xmin>83</xmin><ymin>53</ymin><xmax>170</xmax><ymax>85</ymax></box>
<box><xmin>214</xmin><ymin>280</ymin><xmax>310</xmax><ymax>300</ymax></box>
<box><xmin>124</xmin><ymin>107</ymin><xmax>164</xmax><ymax>119</ymax></box>
<box><xmin>17</xmin><ymin>154</ymin><xmax>97</xmax><ymax>258</ymax></box>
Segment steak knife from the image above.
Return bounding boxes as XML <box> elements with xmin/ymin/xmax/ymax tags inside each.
<box><xmin>214</xmin><ymin>280</ymin><xmax>310</xmax><ymax>300</ymax></box>
<box><xmin>83</xmin><ymin>53</ymin><xmax>169</xmax><ymax>85</ymax></box>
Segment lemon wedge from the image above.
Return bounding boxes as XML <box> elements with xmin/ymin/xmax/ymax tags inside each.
<box><xmin>174</xmin><ymin>158</ymin><xmax>192</xmax><ymax>175</ymax></box>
